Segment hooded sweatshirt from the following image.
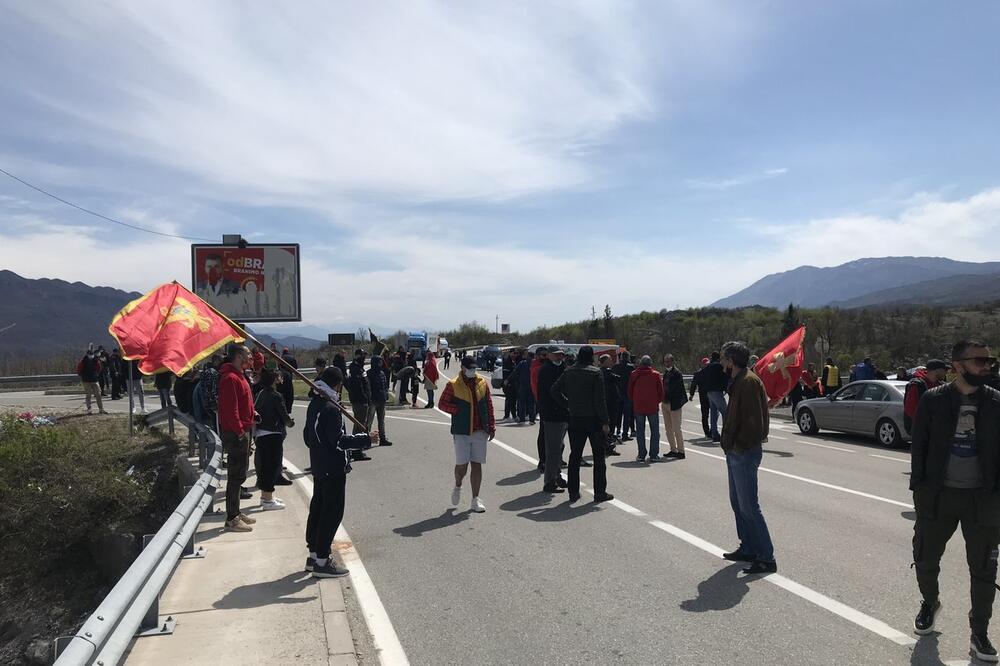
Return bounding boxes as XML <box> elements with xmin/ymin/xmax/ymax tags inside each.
<box><xmin>218</xmin><ymin>362</ymin><xmax>254</xmax><ymax>434</ymax></box>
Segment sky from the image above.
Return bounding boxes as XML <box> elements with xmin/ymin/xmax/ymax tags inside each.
<box><xmin>1</xmin><ymin>1</ymin><xmax>999</xmax><ymax>335</ymax></box>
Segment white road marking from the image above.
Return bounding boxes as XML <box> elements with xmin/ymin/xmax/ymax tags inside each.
<box><xmin>870</xmin><ymin>454</ymin><xmax>909</xmax><ymax>464</ymax></box>
<box><xmin>423</xmin><ymin>379</ymin><xmax>915</xmax><ymax>648</ymax></box>
<box><xmin>793</xmin><ymin>440</ymin><xmax>855</xmax><ymax>453</ymax></box>
<box><xmin>384</xmin><ymin>414</ymin><xmax>450</xmax><ymax>426</ymax></box>
<box><xmin>285</xmin><ymin>459</ymin><xmax>410</xmax><ymax>666</ymax></box>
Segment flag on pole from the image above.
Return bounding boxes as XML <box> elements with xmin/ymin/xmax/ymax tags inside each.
<box><xmin>753</xmin><ymin>325</ymin><xmax>806</xmax><ymax>406</ymax></box>
<box><xmin>369</xmin><ymin>328</ymin><xmax>392</xmax><ymax>365</ymax></box>
<box><xmin>109</xmin><ymin>282</ymin><xmax>244</xmax><ymax>375</ymax></box>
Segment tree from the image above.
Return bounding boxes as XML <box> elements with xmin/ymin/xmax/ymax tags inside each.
<box><xmin>602</xmin><ymin>304</ymin><xmax>614</xmax><ymax>338</ymax></box>
<box><xmin>780</xmin><ymin>303</ymin><xmax>800</xmax><ymax>338</ymax></box>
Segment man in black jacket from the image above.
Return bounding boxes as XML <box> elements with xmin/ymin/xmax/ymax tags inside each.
<box><xmin>537</xmin><ymin>348</ymin><xmax>569</xmax><ymax>493</ymax></box>
<box><xmin>551</xmin><ymin>346</ymin><xmax>614</xmax><ymax>503</ymax></box>
<box><xmin>661</xmin><ymin>354</ymin><xmax>689</xmax><ymax>459</ymax></box>
<box><xmin>599</xmin><ymin>354</ymin><xmax>622</xmax><ymax>456</ymax></box>
<box><xmin>910</xmin><ymin>340</ymin><xmax>1000</xmax><ymax>662</ymax></box>
<box><xmin>304</xmin><ymin>367</ymin><xmax>375</xmax><ymax>578</ymax></box>
<box><xmin>703</xmin><ymin>351</ymin><xmax>728</xmax><ymax>442</ymax></box>
<box><xmin>347</xmin><ymin>350</ymin><xmax>373</xmax><ymax>461</ymax></box>
<box><xmin>612</xmin><ymin>352</ymin><xmax>636</xmax><ymax>441</ymax></box>
<box><xmin>689</xmin><ymin>357</ymin><xmax>711</xmax><ymax>438</ymax></box>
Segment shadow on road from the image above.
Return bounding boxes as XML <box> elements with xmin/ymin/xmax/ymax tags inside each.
<box><xmin>496</xmin><ymin>469</ymin><xmax>541</xmax><ymax>486</ymax></box>
<box><xmin>499</xmin><ymin>491</ymin><xmax>552</xmax><ymax>513</ymax></box>
<box><xmin>901</xmin><ymin>510</ymin><xmax>916</xmax><ymax>521</ymax></box>
<box><xmin>393</xmin><ymin>508</ymin><xmax>470</xmax><ymax>537</ymax></box>
<box><xmin>909</xmin><ymin>634</ymin><xmax>947</xmax><ymax>665</ymax></box>
<box><xmin>679</xmin><ymin>564</ymin><xmax>751</xmax><ymax>612</ymax></box>
<box><xmin>518</xmin><ymin>500</ymin><xmax>599</xmax><ymax>522</ymax></box>
<box><xmin>213</xmin><ymin>571</ymin><xmax>315</xmax><ymax>609</ymax></box>
<box><xmin>762</xmin><ymin>449</ymin><xmax>794</xmax><ymax>458</ymax></box>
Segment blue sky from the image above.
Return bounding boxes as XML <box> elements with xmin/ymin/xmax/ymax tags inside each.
<box><xmin>1</xmin><ymin>1</ymin><xmax>999</xmax><ymax>334</ymax></box>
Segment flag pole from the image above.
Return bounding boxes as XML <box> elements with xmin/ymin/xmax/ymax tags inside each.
<box><xmin>195</xmin><ymin>294</ymin><xmax>368</xmax><ymax>431</ymax></box>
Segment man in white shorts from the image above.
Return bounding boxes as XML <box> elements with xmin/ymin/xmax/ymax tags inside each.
<box><xmin>437</xmin><ymin>356</ymin><xmax>496</xmax><ymax>512</ymax></box>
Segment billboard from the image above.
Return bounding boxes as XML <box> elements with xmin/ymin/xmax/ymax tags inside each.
<box><xmin>191</xmin><ymin>244</ymin><xmax>301</xmax><ymax>322</ymax></box>
<box><xmin>328</xmin><ymin>333</ymin><xmax>356</xmax><ymax>347</ymax></box>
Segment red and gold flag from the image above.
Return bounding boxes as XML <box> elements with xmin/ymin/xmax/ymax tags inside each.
<box><xmin>109</xmin><ymin>282</ymin><xmax>244</xmax><ymax>375</ymax></box>
<box><xmin>753</xmin><ymin>326</ymin><xmax>806</xmax><ymax>406</ymax></box>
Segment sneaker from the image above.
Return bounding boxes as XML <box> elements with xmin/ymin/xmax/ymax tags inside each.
<box><xmin>557</xmin><ymin>476</ymin><xmax>568</xmax><ymax>488</ymax></box>
<box><xmin>238</xmin><ymin>513</ymin><xmax>257</xmax><ymax>525</ymax></box>
<box><xmin>971</xmin><ymin>632</ymin><xmax>998</xmax><ymax>662</ymax></box>
<box><xmin>451</xmin><ymin>486</ymin><xmax>461</xmax><ymax>506</ymax></box>
<box><xmin>312</xmin><ymin>561</ymin><xmax>350</xmax><ymax>578</ymax></box>
<box><xmin>723</xmin><ymin>549</ymin><xmax>756</xmax><ymax>562</ymax></box>
<box><xmin>305</xmin><ymin>556</ymin><xmax>315</xmax><ymax>572</ymax></box>
<box><xmin>542</xmin><ymin>484</ymin><xmax>565</xmax><ymax>493</ymax></box>
<box><xmin>240</xmin><ymin>488</ymin><xmax>253</xmax><ymax>500</ymax></box>
<box><xmin>635</xmin><ymin>455</ymin><xmax>647</xmax><ymax>463</ymax></box>
<box><xmin>675</xmin><ymin>452</ymin><xmax>686</xmax><ymax>459</ymax></box>
<box><xmin>471</xmin><ymin>497</ymin><xmax>486</xmax><ymax>513</ymax></box>
<box><xmin>352</xmin><ymin>452</ymin><xmax>372</xmax><ymax>461</ymax></box>
<box><xmin>274</xmin><ymin>476</ymin><xmax>293</xmax><ymax>486</ymax></box>
<box><xmin>87</xmin><ymin>408</ymin><xmax>93</xmax><ymax>415</ymax></box>
<box><xmin>225</xmin><ymin>518</ymin><xmax>252</xmax><ymax>532</ymax></box>
<box><xmin>606</xmin><ymin>448</ymin><xmax>621</xmax><ymax>457</ymax></box>
<box><xmin>914</xmin><ymin>600</ymin><xmax>942</xmax><ymax>635</ymax></box>
<box><xmin>99</xmin><ymin>409</ymin><xmax>108</xmax><ymax>414</ymax></box>
<box><xmin>648</xmin><ymin>454</ymin><xmax>662</xmax><ymax>462</ymax></box>
<box><xmin>742</xmin><ymin>559</ymin><xmax>778</xmax><ymax>575</ymax></box>
<box><xmin>568</xmin><ymin>493</ymin><xmax>581</xmax><ymax>503</ymax></box>
<box><xmin>261</xmin><ymin>499</ymin><xmax>285</xmax><ymax>511</ymax></box>
<box><xmin>593</xmin><ymin>492</ymin><xmax>614</xmax><ymax>503</ymax></box>
<box><xmin>380</xmin><ymin>440</ymin><xmax>393</xmax><ymax>447</ymax></box>
<box><xmin>665</xmin><ymin>451</ymin><xmax>679</xmax><ymax>458</ymax></box>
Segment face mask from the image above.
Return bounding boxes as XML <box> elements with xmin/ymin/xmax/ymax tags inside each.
<box><xmin>87</xmin><ymin>353</ymin><xmax>94</xmax><ymax>358</ymax></box>
<box><xmin>551</xmin><ymin>360</ymin><xmax>563</xmax><ymax>366</ymax></box>
<box><xmin>464</xmin><ymin>369</ymin><xmax>477</xmax><ymax>378</ymax></box>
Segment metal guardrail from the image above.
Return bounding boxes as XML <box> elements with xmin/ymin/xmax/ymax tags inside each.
<box><xmin>0</xmin><ymin>373</ymin><xmax>78</xmax><ymax>387</ymax></box>
<box><xmin>53</xmin><ymin>408</ymin><xmax>223</xmax><ymax>666</ymax></box>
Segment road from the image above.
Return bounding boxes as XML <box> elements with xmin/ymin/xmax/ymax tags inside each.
<box><xmin>1</xmin><ymin>378</ymin><xmax>981</xmax><ymax>665</ymax></box>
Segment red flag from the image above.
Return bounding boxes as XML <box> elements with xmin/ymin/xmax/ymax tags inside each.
<box><xmin>753</xmin><ymin>326</ymin><xmax>806</xmax><ymax>406</ymax></box>
<box><xmin>109</xmin><ymin>282</ymin><xmax>244</xmax><ymax>375</ymax></box>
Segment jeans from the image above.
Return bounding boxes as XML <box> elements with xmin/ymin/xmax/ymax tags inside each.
<box><xmin>255</xmin><ymin>432</ymin><xmax>284</xmax><ymax>492</ymax></box>
<box><xmin>222</xmin><ymin>430</ymin><xmax>250</xmax><ymax>520</ymax></box>
<box><xmin>306</xmin><ymin>474</ymin><xmax>347</xmax><ymax>559</ymax></box>
<box><xmin>568</xmin><ymin>418</ymin><xmax>607</xmax><ymax>496</ymax></box>
<box><xmin>127</xmin><ymin>378</ymin><xmax>146</xmax><ymax>412</ymax></box>
<box><xmin>367</xmin><ymin>401</ymin><xmax>387</xmax><ymax>443</ymax></box>
<box><xmin>158</xmin><ymin>387</ymin><xmax>172</xmax><ymax>410</ymax></box>
<box><xmin>427</xmin><ymin>389</ymin><xmax>435</xmax><ymax>406</ymax></box>
<box><xmin>542</xmin><ymin>421</ymin><xmax>568</xmax><ymax>486</ymax></box>
<box><xmin>707</xmin><ymin>391</ymin><xmax>727</xmax><ymax>438</ymax></box>
<box><xmin>517</xmin><ymin>391</ymin><xmax>536</xmax><ymax>422</ymax></box>
<box><xmin>635</xmin><ymin>412</ymin><xmax>660</xmax><ymax>458</ymax></box>
<box><xmin>726</xmin><ymin>448</ymin><xmax>774</xmax><ymax>562</ymax></box>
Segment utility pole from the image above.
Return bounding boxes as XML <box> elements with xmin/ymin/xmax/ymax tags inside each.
<box><xmin>495</xmin><ymin>314</ymin><xmax>499</xmax><ymax>334</ymax></box>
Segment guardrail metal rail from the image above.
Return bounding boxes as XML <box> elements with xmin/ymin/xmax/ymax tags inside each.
<box><xmin>52</xmin><ymin>408</ymin><xmax>223</xmax><ymax>666</ymax></box>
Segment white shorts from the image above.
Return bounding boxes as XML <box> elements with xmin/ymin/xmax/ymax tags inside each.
<box><xmin>453</xmin><ymin>431</ymin><xmax>488</xmax><ymax>465</ymax></box>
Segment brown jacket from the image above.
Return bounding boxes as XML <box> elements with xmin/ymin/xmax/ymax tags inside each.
<box><xmin>721</xmin><ymin>368</ymin><xmax>769</xmax><ymax>454</ymax></box>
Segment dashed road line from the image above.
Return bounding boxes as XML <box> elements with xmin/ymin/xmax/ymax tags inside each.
<box><xmin>870</xmin><ymin>454</ymin><xmax>909</xmax><ymax>464</ymax></box>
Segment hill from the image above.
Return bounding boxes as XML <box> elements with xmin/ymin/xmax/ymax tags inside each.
<box><xmin>712</xmin><ymin>257</ymin><xmax>1000</xmax><ymax>308</ymax></box>
<box><xmin>830</xmin><ymin>272</ymin><xmax>1000</xmax><ymax>309</ymax></box>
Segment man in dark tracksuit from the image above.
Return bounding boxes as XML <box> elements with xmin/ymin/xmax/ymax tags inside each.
<box><xmin>537</xmin><ymin>349</ymin><xmax>569</xmax><ymax>493</ymax></box>
<box><xmin>347</xmin><ymin>350</ymin><xmax>373</xmax><ymax>462</ymax></box>
<box><xmin>612</xmin><ymin>352</ymin><xmax>636</xmax><ymax>440</ymax></box>
<box><xmin>689</xmin><ymin>357</ymin><xmax>712</xmax><ymax>438</ymax></box>
<box><xmin>551</xmin><ymin>346</ymin><xmax>614</xmax><ymax>504</ymax></box>
<box><xmin>304</xmin><ymin>367</ymin><xmax>374</xmax><ymax>578</ymax></box>
<box><xmin>911</xmin><ymin>340</ymin><xmax>1000</xmax><ymax>662</ymax></box>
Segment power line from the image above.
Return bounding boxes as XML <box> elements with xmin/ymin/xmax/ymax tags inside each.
<box><xmin>0</xmin><ymin>166</ymin><xmax>216</xmax><ymax>242</ymax></box>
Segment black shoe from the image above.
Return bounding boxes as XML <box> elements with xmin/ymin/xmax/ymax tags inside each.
<box><xmin>621</xmin><ymin>436</ymin><xmax>633</xmax><ymax>442</ymax></box>
<box><xmin>561</xmin><ymin>460</ymin><xmax>568</xmax><ymax>468</ymax></box>
<box><xmin>593</xmin><ymin>492</ymin><xmax>614</xmax><ymax>503</ymax></box>
<box><xmin>580</xmin><ymin>459</ymin><xmax>592</xmax><ymax>467</ymax></box>
<box><xmin>536</xmin><ymin>463</ymin><xmax>545</xmax><ymax>473</ymax></box>
<box><xmin>380</xmin><ymin>440</ymin><xmax>393</xmax><ymax>447</ymax></box>
<box><xmin>712</xmin><ymin>435</ymin><xmax>722</xmax><ymax>443</ymax></box>
<box><xmin>568</xmin><ymin>493</ymin><xmax>581</xmax><ymax>503</ymax></box>
<box><xmin>312</xmin><ymin>560</ymin><xmax>350</xmax><ymax>578</ymax></box>
<box><xmin>556</xmin><ymin>477</ymin><xmax>568</xmax><ymax>488</ymax></box>
<box><xmin>665</xmin><ymin>451</ymin><xmax>679</xmax><ymax>458</ymax></box>
<box><xmin>424</xmin><ymin>403</ymin><xmax>434</xmax><ymax>409</ymax></box>
<box><xmin>971</xmin><ymin>632</ymin><xmax>998</xmax><ymax>662</ymax></box>
<box><xmin>240</xmin><ymin>488</ymin><xmax>253</xmax><ymax>500</ymax></box>
<box><xmin>542</xmin><ymin>484</ymin><xmax>565</xmax><ymax>493</ymax></box>
<box><xmin>274</xmin><ymin>476</ymin><xmax>293</xmax><ymax>486</ymax></box>
<box><xmin>723</xmin><ymin>549</ymin><xmax>756</xmax><ymax>562</ymax></box>
<box><xmin>742</xmin><ymin>559</ymin><xmax>777</xmax><ymax>575</ymax></box>
<box><xmin>304</xmin><ymin>466</ymin><xmax>312</xmax><ymax>472</ymax></box>
<box><xmin>352</xmin><ymin>452</ymin><xmax>372</xmax><ymax>461</ymax></box>
<box><xmin>914</xmin><ymin>599</ymin><xmax>941</xmax><ymax>635</ymax></box>
<box><xmin>674</xmin><ymin>452</ymin><xmax>686</xmax><ymax>459</ymax></box>
<box><xmin>606</xmin><ymin>448</ymin><xmax>621</xmax><ymax>457</ymax></box>
<box><xmin>529</xmin><ymin>420</ymin><xmax>536</xmax><ymax>425</ymax></box>
<box><xmin>305</xmin><ymin>556</ymin><xmax>315</xmax><ymax>572</ymax></box>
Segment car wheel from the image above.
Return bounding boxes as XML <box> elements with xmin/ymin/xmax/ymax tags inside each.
<box><xmin>797</xmin><ymin>408</ymin><xmax>819</xmax><ymax>435</ymax></box>
<box><xmin>876</xmin><ymin>418</ymin><xmax>902</xmax><ymax>448</ymax></box>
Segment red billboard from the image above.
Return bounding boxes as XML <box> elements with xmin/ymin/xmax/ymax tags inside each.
<box><xmin>191</xmin><ymin>244</ymin><xmax>301</xmax><ymax>322</ymax></box>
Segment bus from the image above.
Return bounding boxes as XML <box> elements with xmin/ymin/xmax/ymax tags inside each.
<box><xmin>407</xmin><ymin>331</ymin><xmax>428</xmax><ymax>361</ymax></box>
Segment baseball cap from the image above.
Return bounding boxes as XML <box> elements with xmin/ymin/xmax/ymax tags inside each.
<box><xmin>925</xmin><ymin>359</ymin><xmax>949</xmax><ymax>371</ymax></box>
<box><xmin>461</xmin><ymin>356</ymin><xmax>477</xmax><ymax>369</ymax></box>
<box><xmin>549</xmin><ymin>348</ymin><xmax>565</xmax><ymax>355</ymax></box>
<box><xmin>701</xmin><ymin>357</ymin><xmax>710</xmax><ymax>365</ymax></box>
<box><xmin>535</xmin><ymin>346</ymin><xmax>549</xmax><ymax>354</ymax></box>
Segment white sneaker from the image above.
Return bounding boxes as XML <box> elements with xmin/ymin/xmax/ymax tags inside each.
<box><xmin>471</xmin><ymin>497</ymin><xmax>486</xmax><ymax>513</ymax></box>
<box><xmin>451</xmin><ymin>486</ymin><xmax>461</xmax><ymax>506</ymax></box>
<box><xmin>261</xmin><ymin>499</ymin><xmax>285</xmax><ymax>511</ymax></box>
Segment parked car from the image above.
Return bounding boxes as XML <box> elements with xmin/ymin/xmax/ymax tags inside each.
<box><xmin>794</xmin><ymin>380</ymin><xmax>910</xmax><ymax>447</ymax></box>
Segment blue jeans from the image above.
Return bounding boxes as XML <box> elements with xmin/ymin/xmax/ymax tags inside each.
<box><xmin>726</xmin><ymin>448</ymin><xmax>774</xmax><ymax>562</ymax></box>
<box><xmin>635</xmin><ymin>412</ymin><xmax>660</xmax><ymax>458</ymax></box>
<box><xmin>517</xmin><ymin>391</ymin><xmax>535</xmax><ymax>422</ymax></box>
<box><xmin>707</xmin><ymin>391</ymin><xmax>727</xmax><ymax>438</ymax></box>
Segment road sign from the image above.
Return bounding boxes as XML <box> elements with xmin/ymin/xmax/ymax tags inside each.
<box><xmin>815</xmin><ymin>336</ymin><xmax>831</xmax><ymax>356</ymax></box>
<box><xmin>191</xmin><ymin>243</ymin><xmax>301</xmax><ymax>322</ymax></box>
<box><xmin>328</xmin><ymin>333</ymin><xmax>356</xmax><ymax>347</ymax></box>
<box><xmin>501</xmin><ymin>323</ymin><xmax>510</xmax><ymax>334</ymax></box>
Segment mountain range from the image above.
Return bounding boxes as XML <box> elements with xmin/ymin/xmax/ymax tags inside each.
<box><xmin>712</xmin><ymin>257</ymin><xmax>1000</xmax><ymax>309</ymax></box>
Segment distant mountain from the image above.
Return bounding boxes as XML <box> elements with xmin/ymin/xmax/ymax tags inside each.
<box><xmin>711</xmin><ymin>257</ymin><xmax>1000</xmax><ymax>308</ymax></box>
<box><xmin>829</xmin><ymin>272</ymin><xmax>1000</xmax><ymax>308</ymax></box>
<box><xmin>0</xmin><ymin>270</ymin><xmax>141</xmax><ymax>361</ymax></box>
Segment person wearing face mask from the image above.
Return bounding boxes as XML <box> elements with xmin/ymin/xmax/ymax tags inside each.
<box><xmin>438</xmin><ymin>356</ymin><xmax>496</xmax><ymax>513</ymax></box>
<box><xmin>76</xmin><ymin>346</ymin><xmax>107</xmax><ymax>415</ymax></box>
<box><xmin>910</xmin><ymin>340</ymin><xmax>1000</xmax><ymax>662</ymax></box>
<box><xmin>218</xmin><ymin>344</ymin><xmax>258</xmax><ymax>532</ymax></box>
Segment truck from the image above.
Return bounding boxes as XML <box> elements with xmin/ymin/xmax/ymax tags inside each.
<box><xmin>436</xmin><ymin>336</ymin><xmax>449</xmax><ymax>357</ymax></box>
<box><xmin>406</xmin><ymin>331</ymin><xmax>429</xmax><ymax>361</ymax></box>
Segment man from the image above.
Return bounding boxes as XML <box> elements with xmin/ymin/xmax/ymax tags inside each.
<box><xmin>512</xmin><ymin>352</ymin><xmax>535</xmax><ymax>424</ymax></box>
<box><xmin>347</xmin><ymin>349</ymin><xmax>373</xmax><ymax>462</ymax></box>
<box><xmin>903</xmin><ymin>359</ymin><xmax>948</xmax><ymax>435</ymax></box>
<box><xmin>109</xmin><ymin>348</ymin><xmax>124</xmax><ymax>400</ymax></box>
<box><xmin>627</xmin><ymin>356</ymin><xmax>664</xmax><ymax>462</ymax></box>
<box><xmin>199</xmin><ymin>354</ymin><xmax>222</xmax><ymax>430</ymax></box>
<box><xmin>910</xmin><ymin>341</ymin><xmax>1000</xmax><ymax>661</ymax></box>
<box><xmin>530</xmin><ymin>346</ymin><xmax>550</xmax><ymax>470</ymax></box>
<box><xmin>612</xmin><ymin>352</ymin><xmax>637</xmax><ymax>441</ymax></box>
<box><xmin>304</xmin><ymin>367</ymin><xmax>376</xmax><ymax>578</ymax></box>
<box><xmin>703</xmin><ymin>352</ymin><xmax>729</xmax><ymax>442</ymax></box>
<box><xmin>76</xmin><ymin>347</ymin><xmax>106</xmax><ymax>415</ymax></box>
<box><xmin>501</xmin><ymin>351</ymin><xmax>517</xmax><ymax>420</ymax></box>
<box><xmin>718</xmin><ymin>341</ymin><xmax>776</xmax><ymax>575</ymax></box>
<box><xmin>551</xmin><ymin>346</ymin><xmax>614</xmax><ymax>503</ymax></box>
<box><xmin>661</xmin><ymin>354</ymin><xmax>688</xmax><ymax>459</ymax></box>
<box><xmin>281</xmin><ymin>347</ymin><xmax>299</xmax><ymax>370</ymax></box>
<box><xmin>821</xmin><ymin>357</ymin><xmax>841</xmax><ymax>395</ymax></box>
<box><xmin>390</xmin><ymin>347</ymin><xmax>406</xmax><ymax>396</ymax></box>
<box><xmin>689</xmin><ymin>357</ymin><xmax>712</xmax><ymax>438</ymax></box>
<box><xmin>443</xmin><ymin>348</ymin><xmax>452</xmax><ymax>370</ymax></box>
<box><xmin>218</xmin><ymin>344</ymin><xmax>257</xmax><ymax>532</ymax></box>
<box><xmin>195</xmin><ymin>253</ymin><xmax>240</xmax><ymax>298</ymax></box>
<box><xmin>366</xmin><ymin>356</ymin><xmax>392</xmax><ymax>446</ymax></box>
<box><xmin>896</xmin><ymin>366</ymin><xmax>910</xmax><ymax>382</ymax></box>
<box><xmin>438</xmin><ymin>357</ymin><xmax>495</xmax><ymax>513</ymax></box>
<box><xmin>125</xmin><ymin>358</ymin><xmax>146</xmax><ymax>414</ymax></box>
<box><xmin>537</xmin><ymin>348</ymin><xmax>570</xmax><ymax>493</ymax></box>
<box><xmin>96</xmin><ymin>346</ymin><xmax>110</xmax><ymax>396</ymax></box>
<box><xmin>855</xmin><ymin>356</ymin><xmax>877</xmax><ymax>381</ymax></box>
<box><xmin>396</xmin><ymin>362</ymin><xmax>417</xmax><ymax>406</ymax></box>
<box><xmin>599</xmin><ymin>354</ymin><xmax>622</xmax><ymax>455</ymax></box>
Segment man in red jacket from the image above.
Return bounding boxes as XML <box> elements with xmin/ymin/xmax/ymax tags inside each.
<box><xmin>218</xmin><ymin>343</ymin><xmax>257</xmax><ymax>532</ymax></box>
<box><xmin>628</xmin><ymin>355</ymin><xmax>664</xmax><ymax>462</ymax></box>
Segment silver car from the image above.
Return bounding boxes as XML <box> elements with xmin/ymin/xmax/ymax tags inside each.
<box><xmin>794</xmin><ymin>380</ymin><xmax>910</xmax><ymax>447</ymax></box>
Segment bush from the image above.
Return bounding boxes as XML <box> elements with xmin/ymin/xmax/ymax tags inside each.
<box><xmin>0</xmin><ymin>415</ymin><xmax>170</xmax><ymax>579</ymax></box>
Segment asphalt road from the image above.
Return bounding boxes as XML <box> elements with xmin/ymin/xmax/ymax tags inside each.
<box><xmin>1</xmin><ymin>379</ymin><xmax>983</xmax><ymax>665</ymax></box>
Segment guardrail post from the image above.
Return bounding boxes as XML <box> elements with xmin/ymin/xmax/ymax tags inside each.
<box><xmin>136</xmin><ymin>535</ymin><xmax>176</xmax><ymax>637</ymax></box>
<box><xmin>50</xmin><ymin>635</ymin><xmax>75</xmax><ymax>663</ymax></box>
<box><xmin>167</xmin><ymin>405</ymin><xmax>175</xmax><ymax>436</ymax></box>
<box><xmin>187</xmin><ymin>423</ymin><xmax>197</xmax><ymax>458</ymax></box>
<box><xmin>180</xmin><ymin>486</ymin><xmax>207</xmax><ymax>559</ymax></box>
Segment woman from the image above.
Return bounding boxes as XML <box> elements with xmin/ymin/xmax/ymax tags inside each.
<box><xmin>254</xmin><ymin>368</ymin><xmax>295</xmax><ymax>510</ymax></box>
<box><xmin>423</xmin><ymin>351</ymin><xmax>440</xmax><ymax>408</ymax></box>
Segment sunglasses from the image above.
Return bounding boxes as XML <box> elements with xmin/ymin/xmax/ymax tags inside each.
<box><xmin>956</xmin><ymin>356</ymin><xmax>998</xmax><ymax>367</ymax></box>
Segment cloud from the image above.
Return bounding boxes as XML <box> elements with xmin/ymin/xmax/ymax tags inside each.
<box><xmin>684</xmin><ymin>167</ymin><xmax>789</xmax><ymax>191</ymax></box>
